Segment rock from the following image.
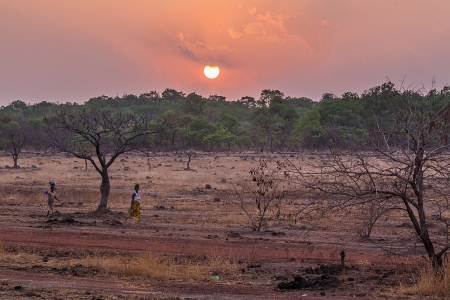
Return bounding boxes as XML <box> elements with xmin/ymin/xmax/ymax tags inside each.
<box><xmin>61</xmin><ymin>217</ymin><xmax>75</xmax><ymax>224</ymax></box>
<box><xmin>247</xmin><ymin>263</ymin><xmax>262</xmax><ymax>268</ymax></box>
<box><xmin>271</xmin><ymin>231</ymin><xmax>286</xmax><ymax>236</ymax></box>
<box><xmin>205</xmin><ymin>184</ymin><xmax>212</xmax><ymax>189</ymax></box>
<box><xmin>213</xmin><ymin>198</ymin><xmax>220</xmax><ymax>202</ymax></box>
<box><xmin>277</xmin><ymin>279</ymin><xmax>303</xmax><ymax>290</ymax></box>
<box><xmin>110</xmin><ymin>220</ymin><xmax>123</xmax><ymax>226</ymax></box>
<box><xmin>228</xmin><ymin>232</ymin><xmax>241</xmax><ymax>238</ymax></box>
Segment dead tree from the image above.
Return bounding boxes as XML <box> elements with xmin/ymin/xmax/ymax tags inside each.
<box><xmin>281</xmin><ymin>83</ymin><xmax>450</xmax><ymax>271</ymax></box>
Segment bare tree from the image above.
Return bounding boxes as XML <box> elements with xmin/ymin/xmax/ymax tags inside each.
<box><xmin>228</xmin><ymin>158</ymin><xmax>289</xmax><ymax>232</ymax></box>
<box><xmin>281</xmin><ymin>84</ymin><xmax>450</xmax><ymax>270</ymax></box>
<box><xmin>43</xmin><ymin>108</ymin><xmax>163</xmax><ymax>211</ymax></box>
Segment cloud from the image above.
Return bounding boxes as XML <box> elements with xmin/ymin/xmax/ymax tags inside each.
<box><xmin>321</xmin><ymin>20</ymin><xmax>330</xmax><ymax>26</ymax></box>
<box><xmin>231</xmin><ymin>10</ymin><xmax>315</xmax><ymax>52</ymax></box>
<box><xmin>175</xmin><ymin>32</ymin><xmax>236</xmax><ymax>66</ymax></box>
<box><xmin>228</xmin><ymin>29</ymin><xmax>242</xmax><ymax>39</ymax></box>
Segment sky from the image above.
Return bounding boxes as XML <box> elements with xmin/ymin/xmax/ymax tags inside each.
<box><xmin>1</xmin><ymin>0</ymin><xmax>450</xmax><ymax>105</ymax></box>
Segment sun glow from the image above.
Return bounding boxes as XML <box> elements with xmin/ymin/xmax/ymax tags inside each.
<box><xmin>203</xmin><ymin>65</ymin><xmax>220</xmax><ymax>79</ymax></box>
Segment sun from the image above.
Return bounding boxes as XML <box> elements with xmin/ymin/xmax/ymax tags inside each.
<box><xmin>203</xmin><ymin>65</ymin><xmax>220</xmax><ymax>79</ymax></box>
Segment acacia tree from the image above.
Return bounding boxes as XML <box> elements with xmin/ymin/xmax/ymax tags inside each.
<box><xmin>44</xmin><ymin>108</ymin><xmax>163</xmax><ymax>211</ymax></box>
<box><xmin>282</xmin><ymin>82</ymin><xmax>450</xmax><ymax>270</ymax></box>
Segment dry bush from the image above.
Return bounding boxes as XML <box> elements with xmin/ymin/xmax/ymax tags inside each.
<box><xmin>226</xmin><ymin>159</ymin><xmax>290</xmax><ymax>232</ymax></box>
<box><xmin>207</xmin><ymin>254</ymin><xmax>240</xmax><ymax>276</ymax></box>
<box><xmin>408</xmin><ymin>267</ymin><xmax>450</xmax><ymax>297</ymax></box>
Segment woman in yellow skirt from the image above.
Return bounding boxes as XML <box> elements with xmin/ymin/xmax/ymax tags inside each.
<box><xmin>126</xmin><ymin>183</ymin><xmax>141</xmax><ymax>221</ymax></box>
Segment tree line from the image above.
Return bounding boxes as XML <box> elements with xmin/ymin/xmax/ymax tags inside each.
<box><xmin>2</xmin><ymin>81</ymin><xmax>449</xmax><ymax>160</ymax></box>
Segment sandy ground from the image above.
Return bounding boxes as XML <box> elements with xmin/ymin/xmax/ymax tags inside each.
<box><xmin>0</xmin><ymin>152</ymin><xmax>430</xmax><ymax>299</ymax></box>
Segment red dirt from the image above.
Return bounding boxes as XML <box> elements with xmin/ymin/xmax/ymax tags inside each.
<box><xmin>0</xmin><ymin>208</ymin><xmax>425</xmax><ymax>300</ymax></box>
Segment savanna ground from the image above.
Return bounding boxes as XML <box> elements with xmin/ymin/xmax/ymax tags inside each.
<box><xmin>0</xmin><ymin>151</ymin><xmax>440</xmax><ymax>299</ymax></box>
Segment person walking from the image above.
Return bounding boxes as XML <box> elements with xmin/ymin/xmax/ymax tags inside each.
<box><xmin>126</xmin><ymin>183</ymin><xmax>141</xmax><ymax>221</ymax></box>
<box><xmin>45</xmin><ymin>181</ymin><xmax>60</xmax><ymax>220</ymax></box>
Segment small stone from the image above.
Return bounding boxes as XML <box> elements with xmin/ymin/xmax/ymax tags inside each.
<box><xmin>228</xmin><ymin>232</ymin><xmax>241</xmax><ymax>238</ymax></box>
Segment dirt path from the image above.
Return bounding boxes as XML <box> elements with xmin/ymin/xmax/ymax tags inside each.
<box><xmin>0</xmin><ymin>224</ymin><xmax>415</xmax><ymax>265</ymax></box>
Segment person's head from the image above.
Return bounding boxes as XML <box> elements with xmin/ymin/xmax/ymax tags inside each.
<box><xmin>134</xmin><ymin>183</ymin><xmax>140</xmax><ymax>191</ymax></box>
<box><xmin>49</xmin><ymin>181</ymin><xmax>56</xmax><ymax>192</ymax></box>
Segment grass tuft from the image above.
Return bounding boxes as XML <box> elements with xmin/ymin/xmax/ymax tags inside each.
<box><xmin>403</xmin><ymin>266</ymin><xmax>450</xmax><ymax>298</ymax></box>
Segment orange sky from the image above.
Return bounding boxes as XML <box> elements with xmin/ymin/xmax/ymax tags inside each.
<box><xmin>1</xmin><ymin>0</ymin><xmax>450</xmax><ymax>104</ymax></box>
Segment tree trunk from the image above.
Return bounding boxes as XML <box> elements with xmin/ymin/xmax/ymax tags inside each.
<box><xmin>186</xmin><ymin>154</ymin><xmax>191</xmax><ymax>170</ymax></box>
<box><xmin>97</xmin><ymin>169</ymin><xmax>110</xmax><ymax>210</ymax></box>
<box><xmin>12</xmin><ymin>150</ymin><xmax>19</xmax><ymax>168</ymax></box>
<box><xmin>431</xmin><ymin>253</ymin><xmax>443</xmax><ymax>270</ymax></box>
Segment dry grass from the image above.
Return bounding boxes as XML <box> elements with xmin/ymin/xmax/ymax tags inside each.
<box><xmin>0</xmin><ymin>152</ymin><xmax>264</xmax><ymax>228</ymax></box>
<box><xmin>402</xmin><ymin>267</ymin><xmax>450</xmax><ymax>298</ymax></box>
<box><xmin>0</xmin><ymin>242</ymin><xmax>238</xmax><ymax>283</ymax></box>
<box><xmin>0</xmin><ymin>152</ymin><xmax>250</xmax><ymax>197</ymax></box>
<box><xmin>0</xmin><ymin>243</ymin><xmax>42</xmax><ymax>266</ymax></box>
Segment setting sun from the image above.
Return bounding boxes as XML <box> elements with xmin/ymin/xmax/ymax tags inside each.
<box><xmin>203</xmin><ymin>65</ymin><xmax>220</xmax><ymax>79</ymax></box>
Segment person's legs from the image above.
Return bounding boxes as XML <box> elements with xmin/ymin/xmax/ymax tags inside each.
<box><xmin>48</xmin><ymin>201</ymin><xmax>54</xmax><ymax>219</ymax></box>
